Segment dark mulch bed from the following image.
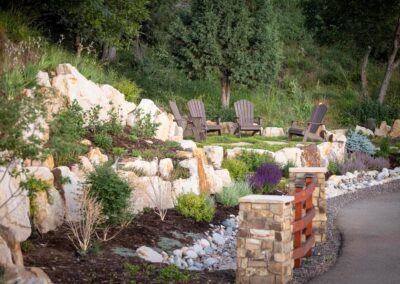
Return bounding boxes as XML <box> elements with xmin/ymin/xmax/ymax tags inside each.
<box><xmin>24</xmin><ymin>205</ymin><xmax>238</xmax><ymax>284</ymax></box>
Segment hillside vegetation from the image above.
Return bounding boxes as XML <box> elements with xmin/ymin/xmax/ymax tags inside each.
<box><xmin>1</xmin><ymin>1</ymin><xmax>399</xmax><ymax>129</ymax></box>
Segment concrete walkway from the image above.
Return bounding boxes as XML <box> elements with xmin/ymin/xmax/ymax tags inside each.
<box><xmin>310</xmin><ymin>191</ymin><xmax>400</xmax><ymax>284</ymax></box>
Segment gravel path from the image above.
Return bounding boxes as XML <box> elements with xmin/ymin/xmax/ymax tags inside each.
<box><xmin>291</xmin><ymin>179</ymin><xmax>400</xmax><ymax>284</ymax></box>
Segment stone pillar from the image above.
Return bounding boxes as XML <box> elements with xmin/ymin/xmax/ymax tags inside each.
<box><xmin>237</xmin><ymin>195</ymin><xmax>294</xmax><ymax>284</ymax></box>
<box><xmin>289</xmin><ymin>167</ymin><xmax>327</xmax><ymax>242</ymax></box>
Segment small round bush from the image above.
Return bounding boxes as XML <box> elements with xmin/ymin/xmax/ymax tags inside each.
<box><xmin>346</xmin><ymin>130</ymin><xmax>376</xmax><ymax>155</ymax></box>
<box><xmin>87</xmin><ymin>163</ymin><xmax>132</xmax><ymax>224</ymax></box>
<box><xmin>221</xmin><ymin>159</ymin><xmax>249</xmax><ymax>180</ymax></box>
<box><xmin>216</xmin><ymin>182</ymin><xmax>252</xmax><ymax>207</ymax></box>
<box><xmin>94</xmin><ymin>133</ymin><xmax>113</xmax><ymax>150</ymax></box>
<box><xmin>248</xmin><ymin>163</ymin><xmax>282</xmax><ymax>193</ymax></box>
<box><xmin>114</xmin><ymin>79</ymin><xmax>141</xmax><ymax>103</ymax></box>
<box><xmin>176</xmin><ymin>193</ymin><xmax>215</xmax><ymax>222</ymax></box>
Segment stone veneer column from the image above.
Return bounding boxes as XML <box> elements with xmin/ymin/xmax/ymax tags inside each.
<box><xmin>237</xmin><ymin>195</ymin><xmax>294</xmax><ymax>284</ymax></box>
<box><xmin>289</xmin><ymin>167</ymin><xmax>327</xmax><ymax>242</ymax></box>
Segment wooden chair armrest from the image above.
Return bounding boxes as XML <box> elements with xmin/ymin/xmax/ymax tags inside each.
<box><xmin>307</xmin><ymin>122</ymin><xmax>324</xmax><ymax>126</ymax></box>
<box><xmin>209</xmin><ymin>116</ymin><xmax>221</xmax><ymax>124</ymax></box>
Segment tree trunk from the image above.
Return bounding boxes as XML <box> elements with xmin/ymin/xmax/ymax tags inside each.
<box><xmin>75</xmin><ymin>34</ymin><xmax>83</xmax><ymax>57</ymax></box>
<box><xmin>102</xmin><ymin>44</ymin><xmax>117</xmax><ymax>62</ymax></box>
<box><xmin>361</xmin><ymin>46</ymin><xmax>372</xmax><ymax>97</ymax></box>
<box><xmin>220</xmin><ymin>75</ymin><xmax>231</xmax><ymax>108</ymax></box>
<box><xmin>378</xmin><ymin>18</ymin><xmax>400</xmax><ymax>104</ymax></box>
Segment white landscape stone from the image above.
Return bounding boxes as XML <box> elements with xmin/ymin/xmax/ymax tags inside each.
<box><xmin>274</xmin><ymin>147</ymin><xmax>303</xmax><ymax>167</ymax></box>
<box><xmin>0</xmin><ymin>167</ymin><xmax>31</xmax><ymax>243</ymax></box>
<box><xmin>123</xmin><ymin>159</ymin><xmax>158</xmax><ymax>176</ymax></box>
<box><xmin>203</xmin><ymin>146</ymin><xmax>224</xmax><ymax>169</ymax></box>
<box><xmin>158</xmin><ymin>158</ymin><xmax>174</xmax><ymax>179</ymax></box>
<box><xmin>136</xmin><ymin>246</ymin><xmax>164</xmax><ymax>263</ymax></box>
<box><xmin>355</xmin><ymin>125</ymin><xmax>374</xmax><ymax>136</ymax></box>
<box><xmin>87</xmin><ymin>147</ymin><xmax>108</xmax><ymax>165</ymax></box>
<box><xmin>179</xmin><ymin>140</ymin><xmax>197</xmax><ymax>152</ymax></box>
<box><xmin>33</xmin><ymin>188</ymin><xmax>64</xmax><ymax>234</ymax></box>
<box><xmin>262</xmin><ymin>127</ymin><xmax>285</xmax><ymax>137</ymax></box>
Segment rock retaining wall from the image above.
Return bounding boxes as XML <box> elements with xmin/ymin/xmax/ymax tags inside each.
<box><xmin>237</xmin><ymin>195</ymin><xmax>294</xmax><ymax>284</ymax></box>
<box><xmin>289</xmin><ymin>167</ymin><xmax>327</xmax><ymax>242</ymax></box>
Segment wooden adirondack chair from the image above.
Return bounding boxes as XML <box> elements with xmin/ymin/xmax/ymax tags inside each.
<box><xmin>169</xmin><ymin>101</ymin><xmax>191</xmax><ymax>135</ymax></box>
<box><xmin>187</xmin><ymin>99</ymin><xmax>222</xmax><ymax>140</ymax></box>
<box><xmin>288</xmin><ymin>103</ymin><xmax>328</xmax><ymax>142</ymax></box>
<box><xmin>234</xmin><ymin>99</ymin><xmax>262</xmax><ymax>137</ymax></box>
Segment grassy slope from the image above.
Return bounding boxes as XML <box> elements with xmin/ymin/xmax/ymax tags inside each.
<box><xmin>1</xmin><ymin>10</ymin><xmax>399</xmax><ymax>131</ymax></box>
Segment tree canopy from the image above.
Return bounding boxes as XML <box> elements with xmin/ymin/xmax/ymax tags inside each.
<box><xmin>170</xmin><ymin>0</ymin><xmax>281</xmax><ymax>107</ymax></box>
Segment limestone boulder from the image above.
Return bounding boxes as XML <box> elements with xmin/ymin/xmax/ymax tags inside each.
<box><xmin>25</xmin><ymin>166</ymin><xmax>54</xmax><ymax>187</ymax></box>
<box><xmin>0</xmin><ymin>236</ymin><xmax>13</xmax><ymax>267</ymax></box>
<box><xmin>355</xmin><ymin>125</ymin><xmax>374</xmax><ymax>136</ymax></box>
<box><xmin>220</xmin><ymin>122</ymin><xmax>238</xmax><ymax>134</ymax></box>
<box><xmin>101</xmin><ymin>84</ymin><xmax>136</xmax><ymax>124</ymax></box>
<box><xmin>79</xmin><ymin>156</ymin><xmax>95</xmax><ymax>173</ymax></box>
<box><xmin>262</xmin><ymin>127</ymin><xmax>285</xmax><ymax>137</ymax></box>
<box><xmin>136</xmin><ymin>246</ymin><xmax>164</xmax><ymax>263</ymax></box>
<box><xmin>0</xmin><ymin>167</ymin><xmax>31</xmax><ymax>243</ymax></box>
<box><xmin>123</xmin><ymin>159</ymin><xmax>158</xmax><ymax>176</ymax></box>
<box><xmin>128</xmin><ymin>176</ymin><xmax>174</xmax><ymax>213</ymax></box>
<box><xmin>375</xmin><ymin>121</ymin><xmax>391</xmax><ymax>137</ymax></box>
<box><xmin>172</xmin><ymin>177</ymin><xmax>200</xmax><ymax>197</ymax></box>
<box><xmin>274</xmin><ymin>147</ymin><xmax>303</xmax><ymax>167</ymax></box>
<box><xmin>178</xmin><ymin>140</ymin><xmax>197</xmax><ymax>152</ymax></box>
<box><xmin>204</xmin><ymin>146</ymin><xmax>224</xmax><ymax>169</ymax></box>
<box><xmin>317</xmin><ymin>141</ymin><xmax>346</xmax><ymax>167</ymax></box>
<box><xmin>32</xmin><ymin>188</ymin><xmax>64</xmax><ymax>234</ymax></box>
<box><xmin>87</xmin><ymin>147</ymin><xmax>108</xmax><ymax>165</ymax></box>
<box><xmin>36</xmin><ymin>71</ymin><xmax>51</xmax><ymax>87</ymax></box>
<box><xmin>176</xmin><ymin>151</ymin><xmax>193</xmax><ymax>160</ymax></box>
<box><xmin>300</xmin><ymin>144</ymin><xmax>321</xmax><ymax>167</ymax></box>
<box><xmin>389</xmin><ymin>119</ymin><xmax>400</xmax><ymax>138</ymax></box>
<box><xmin>204</xmin><ymin>166</ymin><xmax>232</xmax><ymax>194</ymax></box>
<box><xmin>53</xmin><ymin>166</ymin><xmax>83</xmax><ymax>222</ymax></box>
<box><xmin>4</xmin><ymin>265</ymin><xmax>53</xmax><ymax>284</ymax></box>
<box><xmin>24</xmin><ymin>155</ymin><xmax>55</xmax><ymax>170</ymax></box>
<box><xmin>159</xmin><ymin>158</ymin><xmax>174</xmax><ymax>179</ymax></box>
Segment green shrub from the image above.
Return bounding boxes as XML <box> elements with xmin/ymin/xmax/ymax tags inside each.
<box><xmin>49</xmin><ymin>101</ymin><xmax>88</xmax><ymax>166</ymax></box>
<box><xmin>124</xmin><ymin>263</ymin><xmax>140</xmax><ymax>279</ymax></box>
<box><xmin>94</xmin><ymin>133</ymin><xmax>113</xmax><ymax>150</ymax></box>
<box><xmin>114</xmin><ymin>79</ymin><xmax>141</xmax><ymax>103</ymax></box>
<box><xmin>281</xmin><ymin>160</ymin><xmax>296</xmax><ymax>179</ymax></box>
<box><xmin>176</xmin><ymin>193</ymin><xmax>215</xmax><ymax>222</ymax></box>
<box><xmin>221</xmin><ymin>159</ymin><xmax>249</xmax><ymax>181</ymax></box>
<box><xmin>112</xmin><ymin>147</ymin><xmax>128</xmax><ymax>157</ymax></box>
<box><xmin>170</xmin><ymin>164</ymin><xmax>191</xmax><ymax>180</ymax></box>
<box><xmin>140</xmin><ymin>149</ymin><xmax>156</xmax><ymax>161</ymax></box>
<box><xmin>236</xmin><ymin>151</ymin><xmax>275</xmax><ymax>172</ymax></box>
<box><xmin>216</xmin><ymin>182</ymin><xmax>252</xmax><ymax>207</ymax></box>
<box><xmin>131</xmin><ymin>149</ymin><xmax>141</xmax><ymax>157</ymax></box>
<box><xmin>158</xmin><ymin>265</ymin><xmax>192</xmax><ymax>283</ymax></box>
<box><xmin>328</xmin><ymin>160</ymin><xmax>340</xmax><ymax>175</ymax></box>
<box><xmin>20</xmin><ymin>175</ymin><xmax>51</xmax><ymax>216</ymax></box>
<box><xmin>376</xmin><ymin>137</ymin><xmax>391</xmax><ymax>158</ymax></box>
<box><xmin>130</xmin><ymin>109</ymin><xmax>160</xmax><ymax>139</ymax></box>
<box><xmin>346</xmin><ymin>130</ymin><xmax>376</xmax><ymax>155</ymax></box>
<box><xmin>87</xmin><ymin>163</ymin><xmax>132</xmax><ymax>224</ymax></box>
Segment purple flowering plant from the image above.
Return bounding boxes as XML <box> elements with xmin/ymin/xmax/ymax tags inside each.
<box><xmin>248</xmin><ymin>163</ymin><xmax>282</xmax><ymax>193</ymax></box>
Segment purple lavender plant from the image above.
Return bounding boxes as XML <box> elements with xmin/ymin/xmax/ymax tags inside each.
<box><xmin>338</xmin><ymin>152</ymin><xmax>390</xmax><ymax>174</ymax></box>
<box><xmin>248</xmin><ymin>163</ymin><xmax>282</xmax><ymax>192</ymax></box>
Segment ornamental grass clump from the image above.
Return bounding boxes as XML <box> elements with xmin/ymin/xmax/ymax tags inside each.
<box><xmin>216</xmin><ymin>182</ymin><xmax>253</xmax><ymax>207</ymax></box>
<box><xmin>248</xmin><ymin>163</ymin><xmax>282</xmax><ymax>193</ymax></box>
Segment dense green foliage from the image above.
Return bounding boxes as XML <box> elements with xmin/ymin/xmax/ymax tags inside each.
<box><xmin>20</xmin><ymin>175</ymin><xmax>51</xmax><ymax>216</ymax></box>
<box><xmin>130</xmin><ymin>110</ymin><xmax>160</xmax><ymax>139</ymax></box>
<box><xmin>236</xmin><ymin>151</ymin><xmax>275</xmax><ymax>172</ymax></box>
<box><xmin>87</xmin><ymin>163</ymin><xmax>132</xmax><ymax>224</ymax></box>
<box><xmin>176</xmin><ymin>193</ymin><xmax>215</xmax><ymax>222</ymax></box>
<box><xmin>216</xmin><ymin>182</ymin><xmax>253</xmax><ymax>207</ymax></box>
<box><xmin>221</xmin><ymin>159</ymin><xmax>250</xmax><ymax>181</ymax></box>
<box><xmin>170</xmin><ymin>0</ymin><xmax>281</xmax><ymax>106</ymax></box>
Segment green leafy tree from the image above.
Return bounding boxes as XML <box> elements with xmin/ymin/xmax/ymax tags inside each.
<box><xmin>170</xmin><ymin>0</ymin><xmax>281</xmax><ymax>107</ymax></box>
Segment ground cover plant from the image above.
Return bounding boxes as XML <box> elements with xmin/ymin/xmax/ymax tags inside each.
<box><xmin>216</xmin><ymin>182</ymin><xmax>253</xmax><ymax>207</ymax></box>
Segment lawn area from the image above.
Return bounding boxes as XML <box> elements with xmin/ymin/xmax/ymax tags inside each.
<box><xmin>196</xmin><ymin>134</ymin><xmax>317</xmax><ymax>152</ymax></box>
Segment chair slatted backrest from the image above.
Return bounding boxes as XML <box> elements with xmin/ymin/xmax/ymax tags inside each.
<box><xmin>187</xmin><ymin>99</ymin><xmax>207</xmax><ymax>125</ymax></box>
<box><xmin>169</xmin><ymin>101</ymin><xmax>185</xmax><ymax>128</ymax></box>
<box><xmin>309</xmin><ymin>104</ymin><xmax>327</xmax><ymax>133</ymax></box>
<box><xmin>234</xmin><ymin>99</ymin><xmax>255</xmax><ymax>126</ymax></box>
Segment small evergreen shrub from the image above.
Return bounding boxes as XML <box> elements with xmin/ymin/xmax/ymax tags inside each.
<box><xmin>87</xmin><ymin>163</ymin><xmax>132</xmax><ymax>224</ymax></box>
<box><xmin>94</xmin><ymin>133</ymin><xmax>113</xmax><ymax>150</ymax></box>
<box><xmin>158</xmin><ymin>265</ymin><xmax>192</xmax><ymax>283</ymax></box>
<box><xmin>346</xmin><ymin>130</ymin><xmax>376</xmax><ymax>155</ymax></box>
<box><xmin>248</xmin><ymin>163</ymin><xmax>282</xmax><ymax>193</ymax></box>
<box><xmin>176</xmin><ymin>193</ymin><xmax>215</xmax><ymax>222</ymax></box>
<box><xmin>216</xmin><ymin>182</ymin><xmax>252</xmax><ymax>207</ymax></box>
<box><xmin>236</xmin><ymin>151</ymin><xmax>274</xmax><ymax>172</ymax></box>
<box><xmin>221</xmin><ymin>159</ymin><xmax>249</xmax><ymax>180</ymax></box>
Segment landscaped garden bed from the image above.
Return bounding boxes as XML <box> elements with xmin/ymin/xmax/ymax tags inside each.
<box><xmin>24</xmin><ymin>204</ymin><xmax>237</xmax><ymax>284</ymax></box>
